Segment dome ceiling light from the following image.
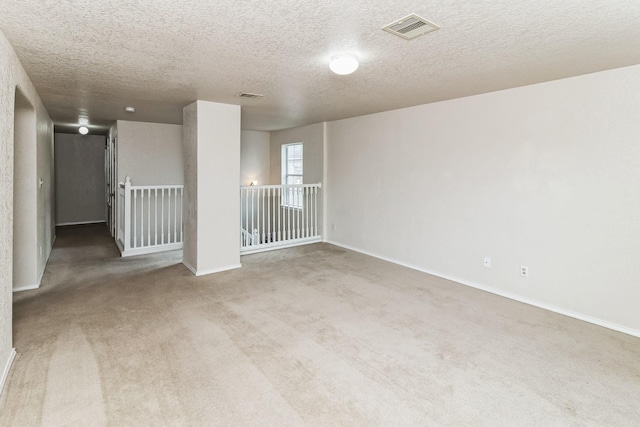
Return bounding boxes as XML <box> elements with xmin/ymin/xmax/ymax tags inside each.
<box><xmin>329</xmin><ymin>53</ymin><xmax>359</xmax><ymax>75</ymax></box>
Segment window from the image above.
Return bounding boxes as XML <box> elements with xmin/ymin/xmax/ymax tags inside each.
<box><xmin>282</xmin><ymin>143</ymin><xmax>303</xmax><ymax>208</ymax></box>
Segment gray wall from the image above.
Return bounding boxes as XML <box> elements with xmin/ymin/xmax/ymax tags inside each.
<box><xmin>241</xmin><ymin>130</ymin><xmax>270</xmax><ymax>186</ymax></box>
<box><xmin>326</xmin><ymin>64</ymin><xmax>640</xmax><ymax>336</ymax></box>
<box><xmin>116</xmin><ymin>120</ymin><xmax>183</xmax><ymax>186</ymax></box>
<box><xmin>55</xmin><ymin>133</ymin><xmax>106</xmax><ymax>225</ymax></box>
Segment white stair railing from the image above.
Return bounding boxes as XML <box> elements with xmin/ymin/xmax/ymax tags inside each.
<box><xmin>117</xmin><ymin>176</ymin><xmax>184</xmax><ymax>257</ymax></box>
<box><xmin>240</xmin><ymin>183</ymin><xmax>322</xmax><ymax>254</ymax></box>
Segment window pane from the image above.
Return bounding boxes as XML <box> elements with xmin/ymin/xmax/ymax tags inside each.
<box><xmin>292</xmin><ymin>160</ymin><xmax>302</xmax><ymax>174</ymax></box>
<box><xmin>282</xmin><ymin>143</ymin><xmax>303</xmax><ymax>192</ymax></box>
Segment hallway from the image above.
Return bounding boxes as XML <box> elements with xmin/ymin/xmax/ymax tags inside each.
<box><xmin>1</xmin><ymin>224</ymin><xmax>639</xmax><ymax>425</ymax></box>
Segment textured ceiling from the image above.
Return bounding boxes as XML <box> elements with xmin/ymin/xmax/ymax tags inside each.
<box><xmin>2</xmin><ymin>0</ymin><xmax>640</xmax><ymax>133</ymax></box>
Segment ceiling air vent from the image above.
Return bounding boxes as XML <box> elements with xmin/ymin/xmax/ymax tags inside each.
<box><xmin>382</xmin><ymin>14</ymin><xmax>439</xmax><ymax>40</ymax></box>
<box><xmin>236</xmin><ymin>92</ymin><xmax>264</xmax><ymax>99</ymax></box>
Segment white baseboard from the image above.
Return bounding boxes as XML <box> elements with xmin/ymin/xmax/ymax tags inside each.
<box><xmin>183</xmin><ymin>261</ymin><xmax>197</xmax><ymax>275</ymax></box>
<box><xmin>0</xmin><ymin>349</ymin><xmax>16</xmax><ymax>398</ymax></box>
<box><xmin>13</xmin><ymin>240</ymin><xmax>53</xmax><ymax>293</ymax></box>
<box><xmin>183</xmin><ymin>261</ymin><xmax>242</xmax><ymax>277</ymax></box>
<box><xmin>12</xmin><ymin>283</ymin><xmax>40</xmax><ymax>293</ymax></box>
<box><xmin>325</xmin><ymin>240</ymin><xmax>640</xmax><ymax>339</ymax></box>
<box><xmin>120</xmin><ymin>243</ymin><xmax>183</xmax><ymax>258</ymax></box>
<box><xmin>13</xmin><ymin>264</ymin><xmax>46</xmax><ymax>292</ymax></box>
<box><xmin>56</xmin><ymin>220</ymin><xmax>106</xmax><ymax>227</ymax></box>
<box><xmin>240</xmin><ymin>237</ymin><xmax>322</xmax><ymax>255</ymax></box>
<box><xmin>115</xmin><ymin>238</ymin><xmax>124</xmax><ymax>254</ymax></box>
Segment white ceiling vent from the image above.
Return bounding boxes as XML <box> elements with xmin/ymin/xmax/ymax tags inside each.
<box><xmin>382</xmin><ymin>14</ymin><xmax>439</xmax><ymax>40</ymax></box>
<box><xmin>236</xmin><ymin>92</ymin><xmax>264</xmax><ymax>99</ymax></box>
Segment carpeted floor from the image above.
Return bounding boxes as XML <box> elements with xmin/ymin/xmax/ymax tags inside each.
<box><xmin>1</xmin><ymin>224</ymin><xmax>639</xmax><ymax>426</ymax></box>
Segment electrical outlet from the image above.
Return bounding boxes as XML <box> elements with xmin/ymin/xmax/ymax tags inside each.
<box><xmin>331</xmin><ymin>222</ymin><xmax>336</xmax><ymax>231</ymax></box>
<box><xmin>520</xmin><ymin>265</ymin><xmax>528</xmax><ymax>277</ymax></box>
<box><xmin>484</xmin><ymin>257</ymin><xmax>491</xmax><ymax>268</ymax></box>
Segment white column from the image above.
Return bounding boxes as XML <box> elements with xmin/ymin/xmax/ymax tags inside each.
<box><xmin>182</xmin><ymin>101</ymin><xmax>241</xmax><ymax>275</ymax></box>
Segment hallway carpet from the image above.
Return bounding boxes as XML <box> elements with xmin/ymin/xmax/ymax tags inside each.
<box><xmin>1</xmin><ymin>224</ymin><xmax>639</xmax><ymax>426</ymax></box>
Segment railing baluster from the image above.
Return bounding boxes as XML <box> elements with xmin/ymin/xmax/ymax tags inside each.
<box><xmin>261</xmin><ymin>188</ymin><xmax>265</xmax><ymax>244</ymax></box>
<box><xmin>314</xmin><ymin>186</ymin><xmax>318</xmax><ymax>237</ymax></box>
<box><xmin>174</xmin><ymin>188</ymin><xmax>178</xmax><ymax>243</ymax></box>
<box><xmin>253</xmin><ymin>187</ymin><xmax>260</xmax><ymax>245</ymax></box>
<box><xmin>146</xmin><ymin>189</ymin><xmax>150</xmax><ymax>246</ymax></box>
<box><xmin>277</xmin><ymin>187</ymin><xmax>281</xmax><ymax>242</ymax></box>
<box><xmin>133</xmin><ymin>189</ymin><xmax>138</xmax><ymax>248</ymax></box>
<box><xmin>161</xmin><ymin>189</ymin><xmax>165</xmax><ymax>244</ymax></box>
<box><xmin>177</xmin><ymin>188</ymin><xmax>181</xmax><ymax>243</ymax></box>
<box><xmin>303</xmin><ymin>186</ymin><xmax>307</xmax><ymax>238</ymax></box>
<box><xmin>267</xmin><ymin>188</ymin><xmax>271</xmax><ymax>244</ymax></box>
<box><xmin>123</xmin><ymin>177</ymin><xmax>131</xmax><ymax>250</ymax></box>
<box><xmin>153</xmin><ymin>188</ymin><xmax>157</xmax><ymax>246</ymax></box>
<box><xmin>244</xmin><ymin>189</ymin><xmax>248</xmax><ymax>246</ymax></box>
<box><xmin>308</xmin><ymin>186</ymin><xmax>311</xmax><ymax>237</ymax></box>
<box><xmin>253</xmin><ymin>187</ymin><xmax>262</xmax><ymax>244</ymax></box>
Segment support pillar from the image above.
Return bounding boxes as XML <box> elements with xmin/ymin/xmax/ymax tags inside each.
<box><xmin>182</xmin><ymin>101</ymin><xmax>241</xmax><ymax>275</ymax></box>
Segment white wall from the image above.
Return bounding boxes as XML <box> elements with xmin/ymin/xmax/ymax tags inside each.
<box><xmin>241</xmin><ymin>130</ymin><xmax>270</xmax><ymax>186</ymax></box>
<box><xmin>0</xmin><ymin>30</ymin><xmax>54</xmax><ymax>394</ymax></box>
<box><xmin>116</xmin><ymin>120</ymin><xmax>183</xmax><ymax>186</ymax></box>
<box><xmin>55</xmin><ymin>133</ymin><xmax>106</xmax><ymax>225</ymax></box>
<box><xmin>326</xmin><ymin>64</ymin><xmax>640</xmax><ymax>336</ymax></box>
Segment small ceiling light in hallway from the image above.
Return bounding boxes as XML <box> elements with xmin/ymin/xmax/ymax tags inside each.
<box><xmin>330</xmin><ymin>53</ymin><xmax>359</xmax><ymax>75</ymax></box>
<box><xmin>78</xmin><ymin>126</ymin><xmax>89</xmax><ymax>135</ymax></box>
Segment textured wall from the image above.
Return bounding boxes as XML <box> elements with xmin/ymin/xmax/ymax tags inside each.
<box><xmin>182</xmin><ymin>103</ymin><xmax>198</xmax><ymax>271</ymax></box>
<box><xmin>117</xmin><ymin>121</ymin><xmax>183</xmax><ymax>186</ymax></box>
<box><xmin>326</xmin><ymin>64</ymin><xmax>640</xmax><ymax>335</ymax></box>
<box><xmin>0</xmin><ymin>30</ymin><xmax>53</xmax><ymax>390</ymax></box>
<box><xmin>54</xmin><ymin>133</ymin><xmax>106</xmax><ymax>225</ymax></box>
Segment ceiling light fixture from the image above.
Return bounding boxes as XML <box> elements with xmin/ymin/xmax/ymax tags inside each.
<box><xmin>125</xmin><ymin>106</ymin><xmax>135</xmax><ymax>113</ymax></box>
<box><xmin>78</xmin><ymin>126</ymin><xmax>89</xmax><ymax>135</ymax></box>
<box><xmin>329</xmin><ymin>53</ymin><xmax>359</xmax><ymax>75</ymax></box>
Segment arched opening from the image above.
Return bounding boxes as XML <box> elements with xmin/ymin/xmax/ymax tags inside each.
<box><xmin>13</xmin><ymin>87</ymin><xmax>38</xmax><ymax>290</ymax></box>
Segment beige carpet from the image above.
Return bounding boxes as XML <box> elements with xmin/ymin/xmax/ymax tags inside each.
<box><xmin>1</xmin><ymin>224</ymin><xmax>639</xmax><ymax>426</ymax></box>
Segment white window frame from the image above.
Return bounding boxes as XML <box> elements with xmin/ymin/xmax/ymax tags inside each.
<box><xmin>281</xmin><ymin>142</ymin><xmax>303</xmax><ymax>208</ymax></box>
